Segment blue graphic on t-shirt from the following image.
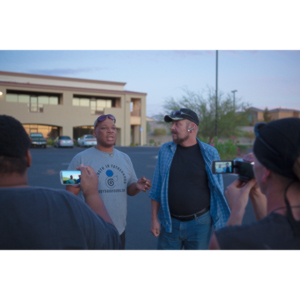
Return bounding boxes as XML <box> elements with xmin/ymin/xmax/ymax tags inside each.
<box><xmin>106</xmin><ymin>170</ymin><xmax>113</xmax><ymax>177</ymax></box>
<box><xmin>105</xmin><ymin>169</ymin><xmax>117</xmax><ymax>188</ymax></box>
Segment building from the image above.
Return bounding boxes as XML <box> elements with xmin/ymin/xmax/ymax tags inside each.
<box><xmin>0</xmin><ymin>71</ymin><xmax>147</xmax><ymax>146</ymax></box>
<box><xmin>246</xmin><ymin>106</ymin><xmax>300</xmax><ymax>125</ymax></box>
<box><xmin>268</xmin><ymin>107</ymin><xmax>300</xmax><ymax>120</ymax></box>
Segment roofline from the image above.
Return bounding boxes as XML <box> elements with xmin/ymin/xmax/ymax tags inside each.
<box><xmin>247</xmin><ymin>106</ymin><xmax>264</xmax><ymax>112</ymax></box>
<box><xmin>269</xmin><ymin>108</ymin><xmax>300</xmax><ymax>112</ymax></box>
<box><xmin>0</xmin><ymin>81</ymin><xmax>147</xmax><ymax>96</ymax></box>
<box><xmin>0</xmin><ymin>70</ymin><xmax>127</xmax><ymax>86</ymax></box>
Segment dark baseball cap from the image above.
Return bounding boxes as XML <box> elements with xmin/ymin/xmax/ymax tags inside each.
<box><xmin>253</xmin><ymin>118</ymin><xmax>300</xmax><ymax>179</ymax></box>
<box><xmin>164</xmin><ymin>108</ymin><xmax>199</xmax><ymax>126</ymax></box>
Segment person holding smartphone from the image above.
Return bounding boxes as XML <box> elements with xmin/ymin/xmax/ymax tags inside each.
<box><xmin>210</xmin><ymin>118</ymin><xmax>300</xmax><ymax>249</ymax></box>
<box><xmin>0</xmin><ymin>115</ymin><xmax>121</xmax><ymax>250</ymax></box>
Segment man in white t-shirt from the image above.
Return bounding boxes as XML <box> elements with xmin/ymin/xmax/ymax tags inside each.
<box><xmin>66</xmin><ymin>114</ymin><xmax>152</xmax><ymax>249</ymax></box>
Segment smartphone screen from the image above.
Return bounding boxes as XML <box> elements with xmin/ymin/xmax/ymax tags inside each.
<box><xmin>212</xmin><ymin>160</ymin><xmax>233</xmax><ymax>174</ymax></box>
<box><xmin>60</xmin><ymin>170</ymin><xmax>81</xmax><ymax>185</ymax></box>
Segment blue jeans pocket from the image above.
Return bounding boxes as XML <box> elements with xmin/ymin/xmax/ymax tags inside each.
<box><xmin>195</xmin><ymin>210</ymin><xmax>212</xmax><ymax>225</ymax></box>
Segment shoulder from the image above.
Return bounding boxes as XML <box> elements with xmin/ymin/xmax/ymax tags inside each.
<box><xmin>31</xmin><ymin>186</ymin><xmax>81</xmax><ymax>199</ymax></box>
<box><xmin>197</xmin><ymin>139</ymin><xmax>219</xmax><ymax>158</ymax></box>
<box><xmin>71</xmin><ymin>147</ymin><xmax>96</xmax><ymax>161</ymax></box>
<box><xmin>215</xmin><ymin>214</ymin><xmax>281</xmax><ymax>249</ymax></box>
<box><xmin>2</xmin><ymin>186</ymin><xmax>82</xmax><ymax>204</ymax></box>
<box><xmin>198</xmin><ymin>139</ymin><xmax>216</xmax><ymax>152</ymax></box>
<box><xmin>114</xmin><ymin>148</ymin><xmax>132</xmax><ymax>162</ymax></box>
<box><xmin>159</xmin><ymin>141</ymin><xmax>175</xmax><ymax>153</ymax></box>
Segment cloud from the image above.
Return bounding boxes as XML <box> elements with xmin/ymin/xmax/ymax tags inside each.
<box><xmin>28</xmin><ymin>67</ymin><xmax>106</xmax><ymax>77</ymax></box>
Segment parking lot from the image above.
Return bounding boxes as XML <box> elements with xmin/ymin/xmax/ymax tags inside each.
<box><xmin>28</xmin><ymin>146</ymin><xmax>256</xmax><ymax>249</ymax></box>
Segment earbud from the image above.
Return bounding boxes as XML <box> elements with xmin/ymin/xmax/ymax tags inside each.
<box><xmin>187</xmin><ymin>127</ymin><xmax>194</xmax><ymax>132</ymax></box>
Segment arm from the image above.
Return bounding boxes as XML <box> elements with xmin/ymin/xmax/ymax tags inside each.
<box><xmin>79</xmin><ymin>164</ymin><xmax>114</xmax><ymax>225</ymax></box>
<box><xmin>225</xmin><ymin>179</ymin><xmax>257</xmax><ymax>226</ymax></box>
<box><xmin>209</xmin><ymin>232</ymin><xmax>221</xmax><ymax>250</ymax></box>
<box><xmin>149</xmin><ymin>146</ymin><xmax>164</xmax><ymax>237</ymax></box>
<box><xmin>242</xmin><ymin>152</ymin><xmax>267</xmax><ymax>220</ymax></box>
<box><xmin>127</xmin><ymin>176</ymin><xmax>152</xmax><ymax>196</ymax></box>
<box><xmin>66</xmin><ymin>184</ymin><xmax>80</xmax><ymax>196</ymax></box>
<box><xmin>249</xmin><ymin>183</ymin><xmax>267</xmax><ymax>220</ymax></box>
<box><xmin>151</xmin><ymin>199</ymin><xmax>161</xmax><ymax>237</ymax></box>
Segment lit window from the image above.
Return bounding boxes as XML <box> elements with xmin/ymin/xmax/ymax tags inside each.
<box><xmin>6</xmin><ymin>94</ymin><xmax>18</xmax><ymax>102</ymax></box>
<box><xmin>49</xmin><ymin>97</ymin><xmax>58</xmax><ymax>105</ymax></box>
<box><xmin>73</xmin><ymin>98</ymin><xmax>80</xmax><ymax>106</ymax></box>
<box><xmin>19</xmin><ymin>95</ymin><xmax>30</xmax><ymax>104</ymax></box>
<box><xmin>80</xmin><ymin>99</ymin><xmax>90</xmax><ymax>107</ymax></box>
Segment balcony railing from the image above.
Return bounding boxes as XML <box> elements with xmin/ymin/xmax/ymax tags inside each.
<box><xmin>131</xmin><ymin>109</ymin><xmax>141</xmax><ymax>117</ymax></box>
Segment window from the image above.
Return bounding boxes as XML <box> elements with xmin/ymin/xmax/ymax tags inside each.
<box><xmin>23</xmin><ymin>124</ymin><xmax>59</xmax><ymax>139</ymax></box>
<box><xmin>6</xmin><ymin>91</ymin><xmax>60</xmax><ymax>113</ymax></box>
<box><xmin>73</xmin><ymin>96</ymin><xmax>113</xmax><ymax>115</ymax></box>
<box><xmin>6</xmin><ymin>94</ymin><xmax>18</xmax><ymax>102</ymax></box>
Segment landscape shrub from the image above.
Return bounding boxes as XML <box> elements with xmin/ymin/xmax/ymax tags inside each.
<box><xmin>210</xmin><ymin>136</ymin><xmax>239</xmax><ymax>160</ymax></box>
<box><xmin>153</xmin><ymin>128</ymin><xmax>167</xmax><ymax>136</ymax></box>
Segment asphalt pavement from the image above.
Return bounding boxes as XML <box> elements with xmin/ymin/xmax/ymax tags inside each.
<box><xmin>27</xmin><ymin>146</ymin><xmax>256</xmax><ymax>250</ymax></box>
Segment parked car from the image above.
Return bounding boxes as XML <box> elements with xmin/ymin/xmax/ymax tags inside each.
<box><xmin>30</xmin><ymin>133</ymin><xmax>47</xmax><ymax>148</ymax></box>
<box><xmin>77</xmin><ymin>135</ymin><xmax>97</xmax><ymax>147</ymax></box>
<box><xmin>53</xmin><ymin>136</ymin><xmax>74</xmax><ymax>148</ymax></box>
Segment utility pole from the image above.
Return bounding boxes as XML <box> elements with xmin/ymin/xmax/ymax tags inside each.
<box><xmin>215</xmin><ymin>50</ymin><xmax>218</xmax><ymax>137</ymax></box>
<box><xmin>231</xmin><ymin>90</ymin><xmax>237</xmax><ymax>111</ymax></box>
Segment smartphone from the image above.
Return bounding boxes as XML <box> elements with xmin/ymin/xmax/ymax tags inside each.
<box><xmin>212</xmin><ymin>160</ymin><xmax>233</xmax><ymax>174</ymax></box>
<box><xmin>60</xmin><ymin>170</ymin><xmax>81</xmax><ymax>185</ymax></box>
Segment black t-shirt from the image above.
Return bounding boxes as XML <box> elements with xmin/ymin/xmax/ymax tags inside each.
<box><xmin>168</xmin><ymin>143</ymin><xmax>211</xmax><ymax>215</ymax></box>
<box><xmin>0</xmin><ymin>187</ymin><xmax>121</xmax><ymax>250</ymax></box>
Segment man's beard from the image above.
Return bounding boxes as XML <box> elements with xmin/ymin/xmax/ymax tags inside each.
<box><xmin>172</xmin><ymin>132</ymin><xmax>189</xmax><ymax>144</ymax></box>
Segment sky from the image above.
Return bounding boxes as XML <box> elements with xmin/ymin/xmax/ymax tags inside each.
<box><xmin>1</xmin><ymin>50</ymin><xmax>300</xmax><ymax>117</ymax></box>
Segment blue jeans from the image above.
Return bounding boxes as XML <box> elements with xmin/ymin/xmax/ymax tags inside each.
<box><xmin>157</xmin><ymin>210</ymin><xmax>213</xmax><ymax>250</ymax></box>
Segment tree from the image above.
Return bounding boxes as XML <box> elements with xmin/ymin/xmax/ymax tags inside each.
<box><xmin>263</xmin><ymin>107</ymin><xmax>272</xmax><ymax>123</ymax></box>
<box><xmin>154</xmin><ymin>87</ymin><xmax>251</xmax><ymax>142</ymax></box>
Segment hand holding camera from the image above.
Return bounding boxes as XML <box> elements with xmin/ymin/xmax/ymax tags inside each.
<box><xmin>212</xmin><ymin>159</ymin><xmax>255</xmax><ymax>181</ymax></box>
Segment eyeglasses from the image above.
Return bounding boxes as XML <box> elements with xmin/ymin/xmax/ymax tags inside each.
<box><xmin>97</xmin><ymin>114</ymin><xmax>116</xmax><ymax>123</ymax></box>
<box><xmin>254</xmin><ymin>122</ymin><xmax>279</xmax><ymax>156</ymax></box>
<box><xmin>170</xmin><ymin>110</ymin><xmax>189</xmax><ymax>118</ymax></box>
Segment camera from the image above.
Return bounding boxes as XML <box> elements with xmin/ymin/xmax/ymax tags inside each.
<box><xmin>212</xmin><ymin>159</ymin><xmax>255</xmax><ymax>181</ymax></box>
<box><xmin>60</xmin><ymin>170</ymin><xmax>81</xmax><ymax>185</ymax></box>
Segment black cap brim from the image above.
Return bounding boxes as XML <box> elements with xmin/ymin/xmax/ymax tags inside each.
<box><xmin>164</xmin><ymin>115</ymin><xmax>184</xmax><ymax>122</ymax></box>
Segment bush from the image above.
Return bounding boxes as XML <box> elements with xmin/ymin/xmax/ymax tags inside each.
<box><xmin>153</xmin><ymin>128</ymin><xmax>167</xmax><ymax>136</ymax></box>
<box><xmin>210</xmin><ymin>136</ymin><xmax>239</xmax><ymax>160</ymax></box>
<box><xmin>47</xmin><ymin>139</ymin><xmax>54</xmax><ymax>146</ymax></box>
<box><xmin>243</xmin><ymin>131</ymin><xmax>255</xmax><ymax>139</ymax></box>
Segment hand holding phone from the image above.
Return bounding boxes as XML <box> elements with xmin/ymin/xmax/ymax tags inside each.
<box><xmin>60</xmin><ymin>170</ymin><xmax>81</xmax><ymax>185</ymax></box>
<box><xmin>77</xmin><ymin>164</ymin><xmax>99</xmax><ymax>198</ymax></box>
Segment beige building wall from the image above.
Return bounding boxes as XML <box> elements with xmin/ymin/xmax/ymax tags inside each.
<box><xmin>0</xmin><ymin>71</ymin><xmax>147</xmax><ymax>146</ymax></box>
<box><xmin>269</xmin><ymin>110</ymin><xmax>300</xmax><ymax>120</ymax></box>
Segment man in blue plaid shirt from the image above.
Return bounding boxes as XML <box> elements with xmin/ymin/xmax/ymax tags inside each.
<box><xmin>149</xmin><ymin>108</ymin><xmax>230</xmax><ymax>249</ymax></box>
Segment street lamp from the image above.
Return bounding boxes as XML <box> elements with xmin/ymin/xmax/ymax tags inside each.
<box><xmin>231</xmin><ymin>90</ymin><xmax>237</xmax><ymax>111</ymax></box>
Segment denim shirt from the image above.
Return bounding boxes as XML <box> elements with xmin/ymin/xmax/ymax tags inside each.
<box><xmin>149</xmin><ymin>139</ymin><xmax>230</xmax><ymax>233</ymax></box>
